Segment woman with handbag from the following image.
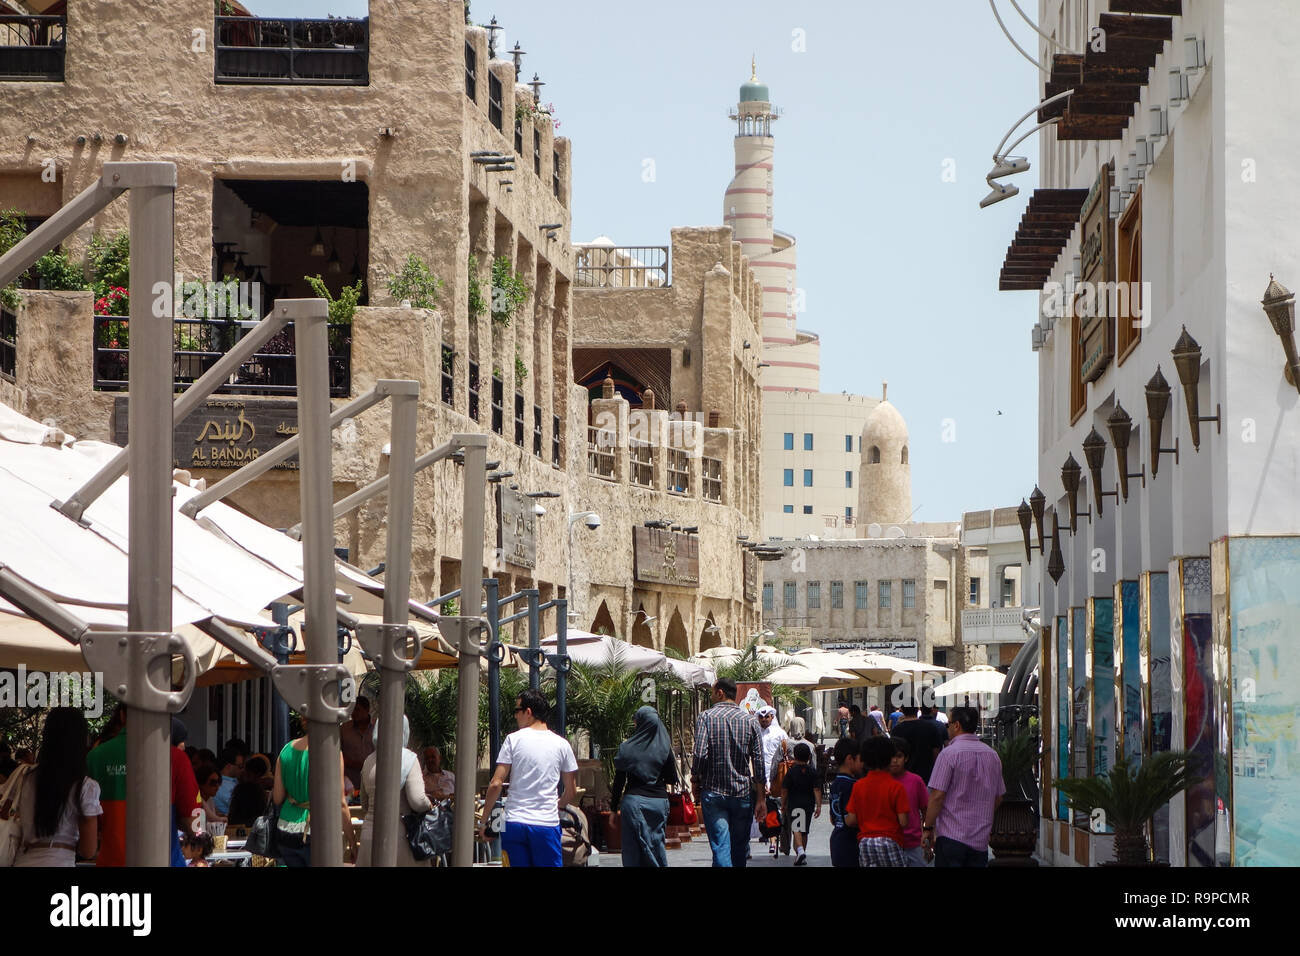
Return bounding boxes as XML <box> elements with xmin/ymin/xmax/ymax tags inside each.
<box><xmin>272</xmin><ymin>732</ymin><xmax>354</xmax><ymax>867</ymax></box>
<box><xmin>355</xmin><ymin>715</ymin><xmax>432</xmax><ymax>867</ymax></box>
<box><xmin>12</xmin><ymin>707</ymin><xmax>101</xmax><ymax>867</ymax></box>
<box><xmin>609</xmin><ymin>706</ymin><xmax>677</xmax><ymax>867</ymax></box>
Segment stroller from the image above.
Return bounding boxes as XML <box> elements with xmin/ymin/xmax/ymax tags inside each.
<box><xmin>559</xmin><ymin>804</ymin><xmax>593</xmax><ymax>867</ymax></box>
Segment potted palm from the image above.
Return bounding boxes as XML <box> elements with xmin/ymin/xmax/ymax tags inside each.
<box><xmin>1055</xmin><ymin>751</ymin><xmax>1200</xmax><ymax>866</ymax></box>
<box><xmin>989</xmin><ymin>731</ymin><xmax>1040</xmax><ymax>865</ymax></box>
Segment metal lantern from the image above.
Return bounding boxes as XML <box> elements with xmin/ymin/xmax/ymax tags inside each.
<box><xmin>1082</xmin><ymin>428</ymin><xmax>1108</xmax><ymax>518</ymax></box>
<box><xmin>1107</xmin><ymin>403</ymin><xmax>1144</xmax><ymax>501</ymax></box>
<box><xmin>1061</xmin><ymin>453</ymin><xmax>1085</xmax><ymax>532</ymax></box>
<box><xmin>1146</xmin><ymin>366</ymin><xmax>1176</xmax><ymax>477</ymax></box>
<box><xmin>1029</xmin><ymin>485</ymin><xmax>1046</xmax><ymax>554</ymax></box>
<box><xmin>1171</xmin><ymin>326</ymin><xmax>1204</xmax><ymax>449</ymax></box>
<box><xmin>1017</xmin><ymin>499</ymin><xmax>1033</xmax><ymax>562</ymax></box>
<box><xmin>1047</xmin><ymin>508</ymin><xmax>1066</xmax><ymax>584</ymax></box>
<box><xmin>1262</xmin><ymin>275</ymin><xmax>1300</xmax><ymax>395</ymax></box>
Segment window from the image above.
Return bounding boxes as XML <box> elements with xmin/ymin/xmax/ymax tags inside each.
<box><xmin>762</xmin><ymin>582</ymin><xmax>774</xmax><ymax>613</ymax></box>
<box><xmin>969</xmin><ymin>578</ymin><xmax>981</xmax><ymax>606</ymax></box>
<box><xmin>902</xmin><ymin>579</ymin><xmax>916</xmax><ymax>609</ymax></box>
<box><xmin>440</xmin><ymin>344</ymin><xmax>455</xmax><ymax>406</ymax></box>
<box><xmin>803</xmin><ymin>469</ymin><xmax>812</xmax><ymax>487</ymax></box>
<box><xmin>869</xmin><ymin>446</ymin><xmax>880</xmax><ymax>464</ymax></box>
<box><xmin>1002</xmin><ymin>576</ymin><xmax>1016</xmax><ymax>607</ymax></box>
<box><xmin>854</xmin><ymin>581</ymin><xmax>869</xmax><ymax>609</ymax></box>
<box><xmin>514</xmin><ymin>393</ymin><xmax>525</xmax><ymax>447</ymax></box>
<box><xmin>783</xmin><ymin>582</ymin><xmax>797</xmax><ymax>610</ymax></box>
<box><xmin>491</xmin><ymin>372</ymin><xmax>504</xmax><ymax>435</ymax></box>
<box><xmin>901</xmin><ymin>446</ymin><xmax>908</xmax><ymax>465</ymax></box>
<box><xmin>533</xmin><ymin>406</ymin><xmax>543</xmax><ymax>458</ymax></box>
<box><xmin>933</xmin><ymin>649</ymin><xmax>948</xmax><ymax>669</ymax></box>
<box><xmin>783</xmin><ymin>432</ymin><xmax>794</xmax><ymax>451</ymax></box>
<box><xmin>1070</xmin><ymin>313</ymin><xmax>1086</xmax><ymax>422</ymax></box>
<box><xmin>845</xmin><ymin>506</ymin><xmax>853</xmax><ymax>520</ymax></box>
<box><xmin>1117</xmin><ymin>187</ymin><xmax>1143</xmax><ymax>363</ymax></box>
<box><xmin>807</xmin><ymin>582</ymin><xmax>821</xmax><ymax>609</ymax></box>
<box><xmin>878</xmin><ymin>581</ymin><xmax>892</xmax><ymax>609</ymax></box>
<box><xmin>845</xmin><ymin>434</ymin><xmax>853</xmax><ymax>453</ymax></box>
<box><xmin>845</xmin><ymin>470</ymin><xmax>853</xmax><ymax>488</ymax></box>
<box><xmin>783</xmin><ymin>504</ymin><xmax>794</xmax><ymax>514</ymax></box>
<box><xmin>488</xmin><ymin>73</ymin><xmax>503</xmax><ymax>130</ymax></box>
<box><xmin>830</xmin><ymin>581</ymin><xmax>844</xmax><ymax>609</ymax></box>
<box><xmin>552</xmin><ymin>414</ymin><xmax>562</xmax><ymax>467</ymax></box>
<box><xmin>533</xmin><ymin>128</ymin><xmax>541</xmax><ymax>176</ymax></box>
<box><xmin>553</xmin><ymin>150</ymin><xmax>562</xmax><ymax>200</ymax></box>
<box><xmin>803</xmin><ymin>433</ymin><xmax>813</xmax><ymax>451</ymax></box>
<box><xmin>468</xmin><ymin>360</ymin><xmax>480</xmax><ymax>422</ymax></box>
<box><xmin>464</xmin><ymin>41</ymin><xmax>476</xmax><ymax>100</ymax></box>
<box><xmin>783</xmin><ymin>469</ymin><xmax>794</xmax><ymax>487</ymax></box>
<box><xmin>802</xmin><ymin>505</ymin><xmax>812</xmax><ymax>515</ymax></box>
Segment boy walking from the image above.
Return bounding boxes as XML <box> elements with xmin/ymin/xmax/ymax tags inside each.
<box><xmin>844</xmin><ymin>736</ymin><xmax>910</xmax><ymax>867</ymax></box>
<box><xmin>827</xmin><ymin>737</ymin><xmax>862</xmax><ymax>868</ymax></box>
<box><xmin>780</xmin><ymin>743</ymin><xmax>821</xmax><ymax>866</ymax></box>
<box><xmin>890</xmin><ymin>738</ymin><xmax>930</xmax><ymax>866</ymax></box>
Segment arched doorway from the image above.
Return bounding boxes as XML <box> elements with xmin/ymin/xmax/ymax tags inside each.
<box><xmin>589</xmin><ymin>599</ymin><xmax>617</xmax><ymax>638</ymax></box>
<box><xmin>630</xmin><ymin>604</ymin><xmax>654</xmax><ymax>648</ymax></box>
<box><xmin>699</xmin><ymin>614</ymin><xmax>723</xmax><ymax>652</ymax></box>
<box><xmin>664</xmin><ymin>609</ymin><xmax>689</xmax><ymax>659</ymax></box>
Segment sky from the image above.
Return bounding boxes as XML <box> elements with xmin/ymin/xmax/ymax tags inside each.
<box><xmin>255</xmin><ymin>0</ymin><xmax>1045</xmax><ymax>523</ymax></box>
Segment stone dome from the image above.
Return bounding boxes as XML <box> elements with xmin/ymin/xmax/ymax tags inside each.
<box><xmin>863</xmin><ymin>399</ymin><xmax>908</xmax><ymax>444</ymax></box>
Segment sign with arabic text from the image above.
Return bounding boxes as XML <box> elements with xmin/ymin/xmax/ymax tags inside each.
<box><xmin>496</xmin><ymin>485</ymin><xmax>537</xmax><ymax>569</ymax></box>
<box><xmin>113</xmin><ymin>397</ymin><xmax>299</xmax><ymax>470</ymax></box>
<box><xmin>633</xmin><ymin>527</ymin><xmax>699</xmax><ymax>588</ymax></box>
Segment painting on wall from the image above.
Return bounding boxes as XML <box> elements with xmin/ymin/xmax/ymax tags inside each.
<box><xmin>1071</xmin><ymin>606</ymin><xmax>1088</xmax><ymax>828</ymax></box>
<box><xmin>1227</xmin><ymin>537</ymin><xmax>1300</xmax><ymax>867</ymax></box>
<box><xmin>1146</xmin><ymin>571</ymin><xmax>1172</xmax><ymax>862</ymax></box>
<box><xmin>1181</xmin><ymin>558</ymin><xmax>1218</xmax><ymax>867</ymax></box>
<box><xmin>1092</xmin><ymin>597</ymin><xmax>1116</xmax><ymax>779</ymax></box>
<box><xmin>1120</xmin><ymin>581</ymin><xmax>1142</xmax><ymax>764</ymax></box>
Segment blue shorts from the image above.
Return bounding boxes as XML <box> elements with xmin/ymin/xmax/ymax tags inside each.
<box><xmin>501</xmin><ymin>821</ymin><xmax>563</xmax><ymax>867</ymax></box>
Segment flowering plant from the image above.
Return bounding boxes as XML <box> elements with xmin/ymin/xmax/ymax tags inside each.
<box><xmin>94</xmin><ymin>286</ymin><xmax>129</xmax><ymax>316</ymax></box>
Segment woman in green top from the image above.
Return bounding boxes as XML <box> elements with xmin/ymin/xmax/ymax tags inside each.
<box><xmin>272</xmin><ymin>735</ymin><xmax>354</xmax><ymax>867</ymax></box>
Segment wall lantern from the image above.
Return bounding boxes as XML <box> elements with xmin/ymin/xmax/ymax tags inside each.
<box><xmin>1029</xmin><ymin>485</ymin><xmax>1046</xmax><ymax>554</ymax></box>
<box><xmin>1060</xmin><ymin>453</ymin><xmax>1090</xmax><ymax>532</ymax></box>
<box><xmin>1047</xmin><ymin>508</ymin><xmax>1066</xmax><ymax>585</ymax></box>
<box><xmin>1081</xmin><ymin>428</ymin><xmax>1119</xmax><ymax>517</ymax></box>
<box><xmin>1105</xmin><ymin>403</ymin><xmax>1146</xmax><ymax>501</ymax></box>
<box><xmin>1261</xmin><ymin>275</ymin><xmax>1300</xmax><ymax>396</ymax></box>
<box><xmin>1145</xmin><ymin>366</ymin><xmax>1180</xmax><ymax>476</ymax></box>
<box><xmin>1017</xmin><ymin>499</ymin><xmax>1034</xmax><ymax>563</ymax></box>
<box><xmin>1170</xmin><ymin>326</ymin><xmax>1221</xmax><ymax>451</ymax></box>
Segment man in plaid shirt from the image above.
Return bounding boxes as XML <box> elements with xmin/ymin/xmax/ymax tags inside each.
<box><xmin>691</xmin><ymin>677</ymin><xmax>766</xmax><ymax>867</ymax></box>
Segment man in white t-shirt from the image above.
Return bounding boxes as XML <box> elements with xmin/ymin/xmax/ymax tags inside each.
<box><xmin>478</xmin><ymin>689</ymin><xmax>578</xmax><ymax>867</ymax></box>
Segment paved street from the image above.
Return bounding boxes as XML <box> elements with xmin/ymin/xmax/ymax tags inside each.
<box><xmin>599</xmin><ymin>812</ymin><xmax>836</xmax><ymax>868</ymax></box>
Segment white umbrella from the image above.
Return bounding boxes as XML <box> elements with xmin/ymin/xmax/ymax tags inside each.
<box><xmin>766</xmin><ymin>662</ymin><xmax>859</xmax><ymax>690</ymax></box>
<box><xmin>932</xmin><ymin>665</ymin><xmax>1007</xmax><ymax>698</ymax></box>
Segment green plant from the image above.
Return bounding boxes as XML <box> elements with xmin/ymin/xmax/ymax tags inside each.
<box><xmin>87</xmin><ymin>231</ymin><xmax>130</xmax><ymax>301</ymax></box>
<box><xmin>386</xmin><ymin>254</ymin><xmax>443</xmax><ymax>310</ymax></box>
<box><xmin>1055</xmin><ymin>751</ymin><xmax>1202</xmax><ymax>865</ymax></box>
<box><xmin>490</xmin><ymin>255</ymin><xmax>529</xmax><ymax>327</ymax></box>
<box><xmin>0</xmin><ymin>209</ymin><xmax>28</xmax><ymax>311</ymax></box>
<box><xmin>30</xmin><ymin>250</ymin><xmax>88</xmax><ymax>292</ymax></box>
<box><xmin>441</xmin><ymin>598</ymin><xmax>458</xmax><ymax>617</ymax></box>
<box><xmin>304</xmin><ymin>274</ymin><xmax>364</xmax><ymax>325</ymax></box>
<box><xmin>514</xmin><ymin>350</ymin><xmax>528</xmax><ymax>386</ymax></box>
<box><xmin>467</xmin><ymin>254</ymin><xmax>486</xmax><ymax>322</ymax></box>
<box><xmin>994</xmin><ymin>731</ymin><xmax>1039</xmax><ymax>799</ymax></box>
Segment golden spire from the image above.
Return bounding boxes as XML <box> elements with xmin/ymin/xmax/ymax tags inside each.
<box><xmin>751</xmin><ymin>54</ymin><xmax>757</xmax><ymax>81</ymax></box>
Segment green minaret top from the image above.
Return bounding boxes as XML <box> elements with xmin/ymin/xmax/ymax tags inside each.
<box><xmin>740</xmin><ymin>55</ymin><xmax>769</xmax><ymax>103</ymax></box>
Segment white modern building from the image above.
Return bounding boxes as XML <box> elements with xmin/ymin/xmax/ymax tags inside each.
<box><xmin>1001</xmin><ymin>0</ymin><xmax>1300</xmax><ymax>867</ymax></box>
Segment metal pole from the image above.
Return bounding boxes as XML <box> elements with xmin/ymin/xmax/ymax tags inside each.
<box><xmin>0</xmin><ymin>174</ymin><xmax>123</xmax><ymax>287</ymax></box>
<box><xmin>452</xmin><ymin>434</ymin><xmax>488</xmax><ymax>868</ymax></box>
<box><xmin>269</xmin><ymin>603</ymin><xmax>292</xmax><ymax>754</ymax></box>
<box><xmin>485</xmin><ymin>578</ymin><xmax>501</xmax><ymax>764</ymax></box>
<box><xmin>527</xmin><ymin>588</ymin><xmax>540</xmax><ymax>691</ymax></box>
<box><xmin>123</xmin><ymin>164</ymin><xmax>177</xmax><ymax>868</ymax></box>
<box><xmin>555</xmin><ymin>599</ymin><xmax>568</xmax><ymax>738</ymax></box>
<box><xmin>371</xmin><ymin>387</ymin><xmax>419</xmax><ymax>867</ymax></box>
<box><xmin>289</xmin><ymin>298</ymin><xmax>342</xmax><ymax>867</ymax></box>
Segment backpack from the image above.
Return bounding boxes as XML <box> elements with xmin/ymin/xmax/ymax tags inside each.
<box><xmin>771</xmin><ymin>739</ymin><xmax>794</xmax><ymax>792</ymax></box>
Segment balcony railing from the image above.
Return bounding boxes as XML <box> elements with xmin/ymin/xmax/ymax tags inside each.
<box><xmin>0</xmin><ymin>14</ymin><xmax>65</xmax><ymax>82</ymax></box>
<box><xmin>93</xmin><ymin>317</ymin><xmax>350</xmax><ymax>397</ymax></box>
<box><xmin>587</xmin><ymin>426</ymin><xmax>616</xmax><ymax>480</ymax></box>
<box><xmin>0</xmin><ymin>305</ymin><xmax>16</xmax><ymax>381</ymax></box>
<box><xmin>961</xmin><ymin>606</ymin><xmax>1028</xmax><ymax>645</ymax></box>
<box><xmin>702</xmin><ymin>456</ymin><xmax>722</xmax><ymax>502</ymax></box>
<box><xmin>629</xmin><ymin>438</ymin><xmax>654</xmax><ymax>487</ymax></box>
<box><xmin>574</xmin><ymin>245</ymin><xmax>669</xmax><ymax>288</ymax></box>
<box><xmin>666</xmin><ymin>447</ymin><xmax>690</xmax><ymax>496</ymax></box>
<box><xmin>215</xmin><ymin>16</ymin><xmax>369</xmax><ymax>86</ymax></box>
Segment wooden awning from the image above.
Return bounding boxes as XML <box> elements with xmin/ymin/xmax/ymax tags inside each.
<box><xmin>998</xmin><ymin>189</ymin><xmax>1089</xmax><ymax>291</ymax></box>
<box><xmin>1042</xmin><ymin>8</ymin><xmax>1177</xmax><ymax>141</ymax></box>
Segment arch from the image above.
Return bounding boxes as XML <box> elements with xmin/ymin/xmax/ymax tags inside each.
<box><xmin>589</xmin><ymin>599</ymin><xmax>617</xmax><ymax>638</ymax></box>
<box><xmin>901</xmin><ymin>445</ymin><xmax>909</xmax><ymax>464</ymax></box>
<box><xmin>631</xmin><ymin>604</ymin><xmax>654</xmax><ymax>648</ymax></box>
<box><xmin>664</xmin><ymin>608</ymin><xmax>690</xmax><ymax>659</ymax></box>
<box><xmin>869</xmin><ymin>445</ymin><xmax>881</xmax><ymax>464</ymax></box>
<box><xmin>698</xmin><ymin>614</ymin><xmax>723</xmax><ymax>652</ymax></box>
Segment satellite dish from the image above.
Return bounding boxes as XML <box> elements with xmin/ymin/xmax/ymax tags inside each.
<box><xmin>866</xmin><ymin>523</ymin><xmax>883</xmax><ymax>538</ymax></box>
<box><xmin>887</xmin><ymin>525</ymin><xmax>906</xmax><ymax>538</ymax></box>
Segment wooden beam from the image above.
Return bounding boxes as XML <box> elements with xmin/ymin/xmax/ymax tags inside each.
<box><xmin>1071</xmin><ymin>84</ymin><xmax>1144</xmax><ymax>103</ymax></box>
<box><xmin>1108</xmin><ymin>0</ymin><xmax>1181</xmax><ymax>16</ymax></box>
<box><xmin>1085</xmin><ymin>41</ymin><xmax>1161</xmax><ymax>70</ymax></box>
<box><xmin>1082</xmin><ymin>62</ymin><xmax>1152</xmax><ymax>84</ymax></box>
<box><xmin>1069</xmin><ymin>98</ymin><xmax>1136</xmax><ymax>117</ymax></box>
<box><xmin>1098</xmin><ymin>13</ymin><xmax>1173</xmax><ymax>41</ymax></box>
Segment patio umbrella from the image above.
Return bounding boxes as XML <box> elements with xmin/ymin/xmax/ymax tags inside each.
<box><xmin>766</xmin><ymin>662</ymin><xmax>860</xmax><ymax>690</ymax></box>
<box><xmin>932</xmin><ymin>664</ymin><xmax>1007</xmax><ymax>698</ymax></box>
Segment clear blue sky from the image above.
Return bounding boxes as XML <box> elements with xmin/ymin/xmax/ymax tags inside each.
<box><xmin>255</xmin><ymin>1</ymin><xmax>1044</xmax><ymax>522</ymax></box>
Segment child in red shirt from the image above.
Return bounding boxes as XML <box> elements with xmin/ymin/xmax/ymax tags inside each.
<box><xmin>890</xmin><ymin>737</ymin><xmax>930</xmax><ymax>866</ymax></box>
<box><xmin>844</xmin><ymin>736</ymin><xmax>910</xmax><ymax>867</ymax></box>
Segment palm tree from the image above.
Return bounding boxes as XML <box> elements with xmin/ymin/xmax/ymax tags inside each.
<box><xmin>1055</xmin><ymin>751</ymin><xmax>1201</xmax><ymax>865</ymax></box>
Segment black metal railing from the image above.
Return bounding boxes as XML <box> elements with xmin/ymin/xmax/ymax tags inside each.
<box><xmin>552</xmin><ymin>150</ymin><xmax>561</xmax><ymax>200</ymax></box>
<box><xmin>93</xmin><ymin>317</ymin><xmax>350</xmax><ymax>396</ymax></box>
<box><xmin>513</xmin><ymin>393</ymin><xmax>525</xmax><ymax>447</ymax></box>
<box><xmin>441</xmin><ymin>344</ymin><xmax>455</xmax><ymax>406</ymax></box>
<box><xmin>488</xmin><ymin>73</ymin><xmax>503</xmax><ymax>131</ymax></box>
<box><xmin>0</xmin><ymin>306</ymin><xmax>16</xmax><ymax>381</ymax></box>
<box><xmin>574</xmin><ymin>245</ymin><xmax>670</xmax><ymax>288</ymax></box>
<box><xmin>0</xmin><ymin>15</ymin><xmax>65</xmax><ymax>82</ymax></box>
<box><xmin>552</xmin><ymin>414</ymin><xmax>561</xmax><ymax>467</ymax></box>
<box><xmin>215</xmin><ymin>16</ymin><xmax>368</xmax><ymax>86</ymax></box>
<box><xmin>468</xmin><ymin>360</ymin><xmax>480</xmax><ymax>421</ymax></box>
<box><xmin>491</xmin><ymin>374</ymin><xmax>503</xmax><ymax>435</ymax></box>
<box><xmin>464</xmin><ymin>40</ymin><xmax>476</xmax><ymax>100</ymax></box>
<box><xmin>514</xmin><ymin>116</ymin><xmax>524</xmax><ymax>157</ymax></box>
<box><xmin>533</xmin><ymin>406</ymin><xmax>542</xmax><ymax>458</ymax></box>
<box><xmin>533</xmin><ymin>128</ymin><xmax>541</xmax><ymax>176</ymax></box>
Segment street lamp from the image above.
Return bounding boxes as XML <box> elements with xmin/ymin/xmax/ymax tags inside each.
<box><xmin>1170</xmin><ymin>326</ymin><xmax>1220</xmax><ymax>451</ymax></box>
<box><xmin>1082</xmin><ymin>427</ymin><xmax>1118</xmax><ymax>518</ymax></box>
<box><xmin>1106</xmin><ymin>403</ymin><xmax>1146</xmax><ymax>502</ymax></box>
<box><xmin>1145</xmin><ymin>366</ymin><xmax>1179</xmax><ymax>477</ymax></box>
<box><xmin>1262</xmin><ymin>275</ymin><xmax>1300</xmax><ymax>395</ymax></box>
<box><xmin>1060</xmin><ymin>453</ymin><xmax>1089</xmax><ymax>532</ymax></box>
<box><xmin>567</xmin><ymin>511</ymin><xmax>602</xmax><ymax>622</ymax></box>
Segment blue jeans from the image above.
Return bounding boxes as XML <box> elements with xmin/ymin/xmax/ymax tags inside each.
<box><xmin>701</xmin><ymin>791</ymin><xmax>753</xmax><ymax>868</ymax></box>
<box><xmin>934</xmin><ymin>835</ymin><xmax>988</xmax><ymax>867</ymax></box>
<box><xmin>501</xmin><ymin>821</ymin><xmax>563</xmax><ymax>867</ymax></box>
<box><xmin>620</xmin><ymin>795</ymin><xmax>669</xmax><ymax>867</ymax></box>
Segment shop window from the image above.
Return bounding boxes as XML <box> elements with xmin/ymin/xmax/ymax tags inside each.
<box><xmin>1116</xmin><ymin>188</ymin><xmax>1143</xmax><ymax>364</ymax></box>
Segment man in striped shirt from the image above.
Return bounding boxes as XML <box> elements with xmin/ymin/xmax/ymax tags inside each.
<box><xmin>691</xmin><ymin>677</ymin><xmax>766</xmax><ymax>867</ymax></box>
<box><xmin>921</xmin><ymin>706</ymin><xmax>1004</xmax><ymax>867</ymax></box>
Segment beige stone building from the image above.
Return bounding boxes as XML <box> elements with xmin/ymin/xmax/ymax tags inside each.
<box><xmin>958</xmin><ymin>507</ymin><xmax>1039</xmax><ymax>669</ymax></box>
<box><xmin>0</xmin><ymin>0</ymin><xmax>757</xmax><ymax>665</ymax></box>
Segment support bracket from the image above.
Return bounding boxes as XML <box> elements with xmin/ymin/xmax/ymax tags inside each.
<box><xmin>271</xmin><ymin>663</ymin><xmax>354</xmax><ymax>722</ymax></box>
<box><xmin>354</xmin><ymin>621</ymin><xmax>423</xmax><ymax>673</ymax></box>
<box><xmin>81</xmin><ymin>630</ymin><xmax>195</xmax><ymax>714</ymax></box>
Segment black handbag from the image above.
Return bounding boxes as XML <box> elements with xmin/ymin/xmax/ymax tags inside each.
<box><xmin>246</xmin><ymin>801</ymin><xmax>280</xmax><ymax>858</ymax></box>
<box><xmin>404</xmin><ymin>800</ymin><xmax>453</xmax><ymax>861</ymax></box>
